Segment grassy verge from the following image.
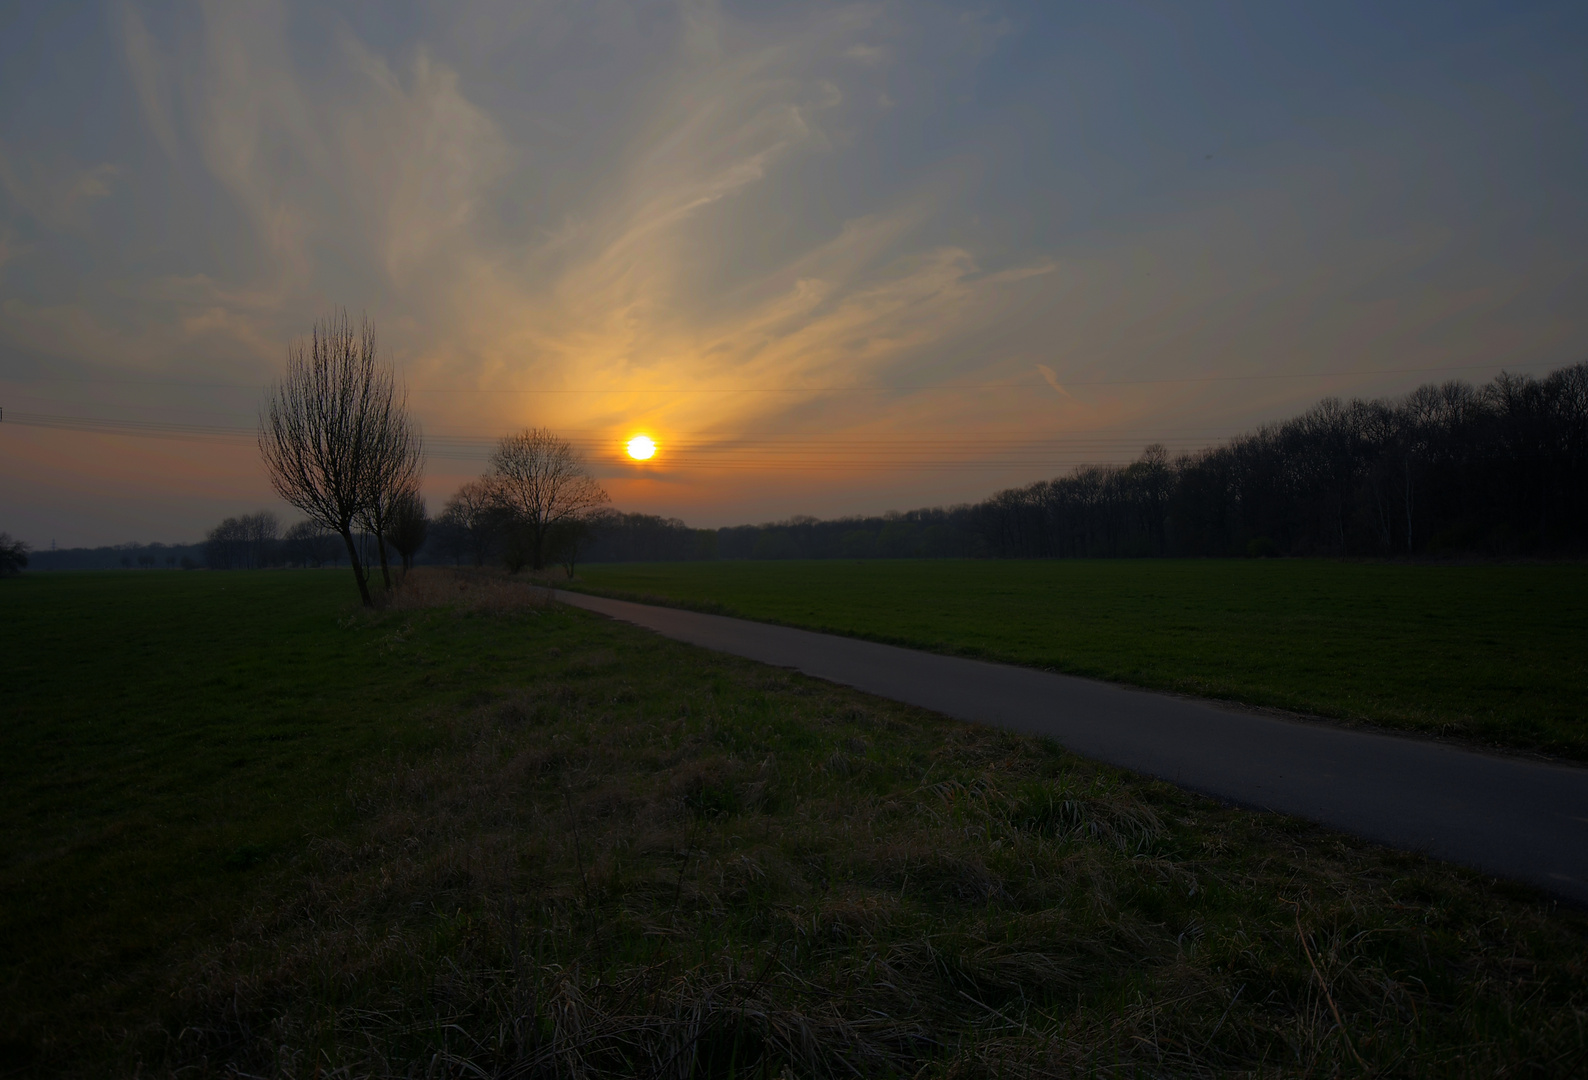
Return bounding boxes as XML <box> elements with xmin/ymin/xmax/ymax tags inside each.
<box><xmin>567</xmin><ymin>559</ymin><xmax>1588</xmax><ymax>760</ymax></box>
<box><xmin>3</xmin><ymin>569</ymin><xmax>1586</xmax><ymax>1077</ymax></box>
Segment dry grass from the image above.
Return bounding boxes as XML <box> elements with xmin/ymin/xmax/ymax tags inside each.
<box><xmin>11</xmin><ymin>575</ymin><xmax>1585</xmax><ymax>1077</ymax></box>
<box><xmin>133</xmin><ymin>616</ymin><xmax>1586</xmax><ymax>1078</ymax></box>
<box><xmin>382</xmin><ymin>566</ymin><xmax>555</xmax><ymax>615</ymax></box>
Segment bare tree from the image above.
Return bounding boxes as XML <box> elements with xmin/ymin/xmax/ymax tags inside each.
<box><xmin>549</xmin><ymin>516</ymin><xmax>590</xmax><ymax>578</ymax></box>
<box><xmin>430</xmin><ymin>503</ymin><xmax>468</xmax><ymax>565</ymax></box>
<box><xmin>439</xmin><ymin>479</ymin><xmax>501</xmax><ymax>566</ymax></box>
<box><xmin>486</xmin><ymin>427</ymin><xmax>609</xmax><ymax>571</ymax></box>
<box><xmin>245</xmin><ymin>510</ymin><xmax>280</xmax><ymax>568</ymax></box>
<box><xmin>259</xmin><ymin>311</ymin><xmax>421</xmax><ymax>606</ymax></box>
<box><xmin>284</xmin><ymin>519</ymin><xmax>335</xmax><ymax>567</ymax></box>
<box><xmin>356</xmin><ymin>406</ymin><xmax>425</xmax><ymax>591</ymax></box>
<box><xmin>205</xmin><ymin>517</ymin><xmax>237</xmax><ymax>569</ymax></box>
<box><xmin>206</xmin><ymin>511</ymin><xmax>280</xmax><ymax>569</ymax></box>
<box><xmin>0</xmin><ymin>532</ymin><xmax>28</xmax><ymax>577</ymax></box>
<box><xmin>386</xmin><ymin>489</ymin><xmax>429</xmax><ymax>575</ymax></box>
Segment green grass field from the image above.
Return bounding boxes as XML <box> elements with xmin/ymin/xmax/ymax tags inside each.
<box><xmin>570</xmin><ymin>559</ymin><xmax>1588</xmax><ymax>759</ymax></box>
<box><xmin>4</xmin><ymin>569</ymin><xmax>1587</xmax><ymax>1077</ymax></box>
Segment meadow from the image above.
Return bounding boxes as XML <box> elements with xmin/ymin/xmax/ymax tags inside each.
<box><xmin>570</xmin><ymin>559</ymin><xmax>1588</xmax><ymax>760</ymax></box>
<box><xmin>2</xmin><ymin>569</ymin><xmax>1586</xmax><ymax>1077</ymax></box>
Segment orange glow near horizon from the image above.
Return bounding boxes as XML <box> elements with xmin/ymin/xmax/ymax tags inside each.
<box><xmin>626</xmin><ymin>434</ymin><xmax>657</xmax><ymax>460</ymax></box>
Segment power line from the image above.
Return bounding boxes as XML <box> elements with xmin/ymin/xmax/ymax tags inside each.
<box><xmin>9</xmin><ymin>348</ymin><xmax>1575</xmax><ymax>467</ymax></box>
<box><xmin>2</xmin><ymin>357</ymin><xmax>1564</xmax><ymax>395</ymax></box>
<box><xmin>4</xmin><ymin>410</ymin><xmax>1229</xmax><ymax>447</ymax></box>
<box><xmin>0</xmin><ymin>406</ymin><xmax>1278</xmax><ymax>441</ymax></box>
<box><xmin>1</xmin><ymin>409</ymin><xmax>1225</xmax><ymax>469</ymax></box>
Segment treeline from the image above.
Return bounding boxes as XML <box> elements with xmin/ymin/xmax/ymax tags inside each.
<box><xmin>24</xmin><ymin>518</ymin><xmax>369</xmax><ymax>572</ymax></box>
<box><xmin>22</xmin><ymin>360</ymin><xmax>1585</xmax><ymax>574</ymax></box>
<box><xmin>567</xmin><ymin>361</ymin><xmax>1588</xmax><ymax>562</ymax></box>
<box><xmin>551</xmin><ymin>510</ymin><xmax>972</xmax><ymax>563</ymax></box>
<box><xmin>203</xmin><ymin>510</ymin><xmax>431</xmax><ymax>572</ymax></box>
<box><xmin>25</xmin><ymin>540</ymin><xmax>207</xmax><ymax>571</ymax></box>
<box><xmin>553</xmin><ymin>508</ymin><xmax>983</xmax><ymax>564</ymax></box>
<box><xmin>203</xmin><ymin>511</ymin><xmax>353</xmax><ymax>570</ymax></box>
<box><xmin>979</xmin><ymin>362</ymin><xmax>1588</xmax><ymax>558</ymax></box>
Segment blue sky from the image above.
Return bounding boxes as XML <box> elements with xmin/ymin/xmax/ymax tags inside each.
<box><xmin>1</xmin><ymin>1</ymin><xmax>1585</xmax><ymax>544</ymax></box>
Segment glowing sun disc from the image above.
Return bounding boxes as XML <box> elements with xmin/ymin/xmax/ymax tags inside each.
<box><xmin>626</xmin><ymin>435</ymin><xmax>657</xmax><ymax>460</ymax></box>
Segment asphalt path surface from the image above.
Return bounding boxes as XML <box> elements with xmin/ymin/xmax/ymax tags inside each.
<box><xmin>556</xmin><ymin>590</ymin><xmax>1588</xmax><ymax>904</ymax></box>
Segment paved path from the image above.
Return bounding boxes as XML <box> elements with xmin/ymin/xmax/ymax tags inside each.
<box><xmin>556</xmin><ymin>590</ymin><xmax>1588</xmax><ymax>904</ymax></box>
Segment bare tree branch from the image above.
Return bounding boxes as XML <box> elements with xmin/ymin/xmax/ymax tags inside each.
<box><xmin>0</xmin><ymin>532</ymin><xmax>29</xmax><ymax>577</ymax></box>
<box><xmin>487</xmin><ymin>428</ymin><xmax>609</xmax><ymax>572</ymax></box>
<box><xmin>386</xmin><ymin>489</ymin><xmax>429</xmax><ymax>576</ymax></box>
<box><xmin>259</xmin><ymin>311</ymin><xmax>423</xmax><ymax>605</ymax></box>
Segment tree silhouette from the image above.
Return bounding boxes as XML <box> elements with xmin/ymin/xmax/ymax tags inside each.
<box><xmin>0</xmin><ymin>532</ymin><xmax>29</xmax><ymax>577</ymax></box>
<box><xmin>386</xmin><ymin>489</ymin><xmax>429</xmax><ymax>575</ymax></box>
<box><xmin>486</xmin><ymin>428</ymin><xmax>609</xmax><ymax>572</ymax></box>
<box><xmin>259</xmin><ymin>312</ymin><xmax>423</xmax><ymax>605</ymax></box>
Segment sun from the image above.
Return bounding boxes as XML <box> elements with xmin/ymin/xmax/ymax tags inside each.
<box><xmin>626</xmin><ymin>434</ymin><xmax>657</xmax><ymax>461</ymax></box>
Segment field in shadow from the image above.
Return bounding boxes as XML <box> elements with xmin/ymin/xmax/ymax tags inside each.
<box><xmin>570</xmin><ymin>559</ymin><xmax>1588</xmax><ymax>760</ymax></box>
<box><xmin>2</xmin><ymin>569</ymin><xmax>1584</xmax><ymax>1076</ymax></box>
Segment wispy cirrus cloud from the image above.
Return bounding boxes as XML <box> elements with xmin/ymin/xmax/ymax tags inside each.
<box><xmin>0</xmin><ymin>145</ymin><xmax>120</xmax><ymax>231</ymax></box>
<box><xmin>2</xmin><ymin>0</ymin><xmax>1585</xmax><ymax>543</ymax></box>
<box><xmin>99</xmin><ymin>0</ymin><xmax>1051</xmax><ymax>449</ymax></box>
<box><xmin>119</xmin><ymin>2</ymin><xmax>179</xmax><ymax>157</ymax></box>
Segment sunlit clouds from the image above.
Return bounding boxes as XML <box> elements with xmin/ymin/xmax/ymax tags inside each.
<box><xmin>1</xmin><ymin>1</ymin><xmax>1586</xmax><ymax>543</ymax></box>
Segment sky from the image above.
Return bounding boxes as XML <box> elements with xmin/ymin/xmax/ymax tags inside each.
<box><xmin>1</xmin><ymin>0</ymin><xmax>1586</xmax><ymax>547</ymax></box>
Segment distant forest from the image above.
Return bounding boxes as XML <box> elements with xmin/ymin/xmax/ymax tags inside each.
<box><xmin>571</xmin><ymin>360</ymin><xmax>1588</xmax><ymax>562</ymax></box>
<box><xmin>26</xmin><ymin>360</ymin><xmax>1588</xmax><ymax>570</ymax></box>
<box><xmin>26</xmin><ymin>541</ymin><xmax>206</xmax><ymax>572</ymax></box>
